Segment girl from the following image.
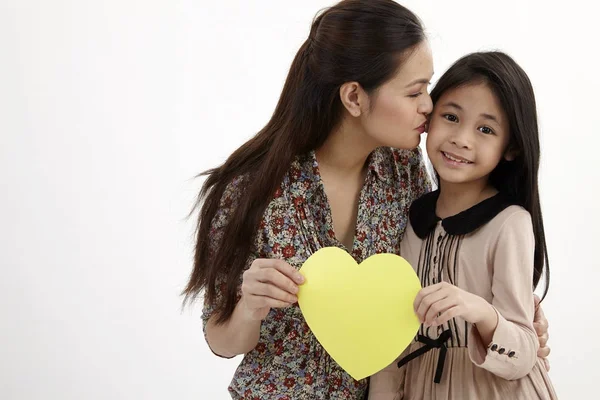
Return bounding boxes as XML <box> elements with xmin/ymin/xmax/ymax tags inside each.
<box><xmin>369</xmin><ymin>52</ymin><xmax>557</xmax><ymax>399</ymax></box>
<box><xmin>184</xmin><ymin>0</ymin><xmax>551</xmax><ymax>397</ymax></box>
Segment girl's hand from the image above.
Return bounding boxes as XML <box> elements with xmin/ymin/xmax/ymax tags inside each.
<box><xmin>239</xmin><ymin>258</ymin><xmax>305</xmax><ymax>321</ymax></box>
<box><xmin>414</xmin><ymin>282</ymin><xmax>496</xmax><ymax>328</ymax></box>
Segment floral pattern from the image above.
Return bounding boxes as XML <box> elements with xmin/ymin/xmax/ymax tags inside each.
<box><xmin>202</xmin><ymin>147</ymin><xmax>431</xmax><ymax>399</ymax></box>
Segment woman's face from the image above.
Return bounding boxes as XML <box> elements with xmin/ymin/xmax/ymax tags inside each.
<box><xmin>361</xmin><ymin>41</ymin><xmax>434</xmax><ymax>150</ymax></box>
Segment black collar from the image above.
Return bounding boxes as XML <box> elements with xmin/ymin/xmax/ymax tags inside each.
<box><xmin>409</xmin><ymin>190</ymin><xmax>516</xmax><ymax>239</ymax></box>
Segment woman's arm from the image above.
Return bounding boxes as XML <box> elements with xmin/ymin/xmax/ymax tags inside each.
<box><xmin>199</xmin><ymin>175</ymin><xmax>303</xmax><ymax>357</ymax></box>
<box><xmin>534</xmin><ymin>294</ymin><xmax>551</xmax><ymax>371</ymax></box>
<box><xmin>203</xmin><ymin>258</ymin><xmax>303</xmax><ymax>357</ymax></box>
<box><xmin>204</xmin><ymin>295</ymin><xmax>262</xmax><ymax>358</ymax></box>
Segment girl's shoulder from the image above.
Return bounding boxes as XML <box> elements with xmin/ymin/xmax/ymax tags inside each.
<box><xmin>485</xmin><ymin>205</ymin><xmax>532</xmax><ymax>231</ymax></box>
<box><xmin>478</xmin><ymin>205</ymin><xmax>534</xmax><ymax>248</ymax></box>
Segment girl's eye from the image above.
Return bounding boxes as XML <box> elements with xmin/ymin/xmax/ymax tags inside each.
<box><xmin>442</xmin><ymin>114</ymin><xmax>458</xmax><ymax>122</ymax></box>
<box><xmin>479</xmin><ymin>126</ymin><xmax>495</xmax><ymax>135</ymax></box>
<box><xmin>408</xmin><ymin>92</ymin><xmax>422</xmax><ymax>98</ymax></box>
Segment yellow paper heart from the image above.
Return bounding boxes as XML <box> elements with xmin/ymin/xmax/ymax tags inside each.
<box><xmin>297</xmin><ymin>246</ymin><xmax>422</xmax><ymax>381</ymax></box>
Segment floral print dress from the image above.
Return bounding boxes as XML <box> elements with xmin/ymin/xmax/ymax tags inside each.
<box><xmin>201</xmin><ymin>147</ymin><xmax>431</xmax><ymax>399</ymax></box>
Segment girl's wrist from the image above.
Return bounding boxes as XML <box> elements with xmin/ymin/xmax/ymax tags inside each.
<box><xmin>474</xmin><ymin>299</ymin><xmax>498</xmax><ymax>346</ymax></box>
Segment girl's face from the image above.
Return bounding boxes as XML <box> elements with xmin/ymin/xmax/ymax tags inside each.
<box><xmin>361</xmin><ymin>41</ymin><xmax>434</xmax><ymax>150</ymax></box>
<box><xmin>426</xmin><ymin>82</ymin><xmax>511</xmax><ymax>187</ymax></box>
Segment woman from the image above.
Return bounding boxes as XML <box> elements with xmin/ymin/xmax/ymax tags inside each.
<box><xmin>183</xmin><ymin>1</ymin><xmax>551</xmax><ymax>398</ymax></box>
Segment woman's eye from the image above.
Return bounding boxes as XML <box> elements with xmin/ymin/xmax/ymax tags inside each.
<box><xmin>443</xmin><ymin>114</ymin><xmax>458</xmax><ymax>122</ymax></box>
<box><xmin>409</xmin><ymin>92</ymin><xmax>422</xmax><ymax>98</ymax></box>
<box><xmin>479</xmin><ymin>126</ymin><xmax>494</xmax><ymax>135</ymax></box>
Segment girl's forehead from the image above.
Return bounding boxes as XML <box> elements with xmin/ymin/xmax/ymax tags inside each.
<box><xmin>435</xmin><ymin>83</ymin><xmax>506</xmax><ymax>123</ymax></box>
<box><xmin>437</xmin><ymin>83</ymin><xmax>496</xmax><ymax>106</ymax></box>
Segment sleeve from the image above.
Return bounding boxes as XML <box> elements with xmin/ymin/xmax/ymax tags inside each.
<box><xmin>200</xmin><ymin>175</ymin><xmax>259</xmax><ymax>355</ymax></box>
<box><xmin>368</xmin><ymin>355</ymin><xmax>405</xmax><ymax>400</ymax></box>
<box><xmin>467</xmin><ymin>210</ymin><xmax>539</xmax><ymax>380</ymax></box>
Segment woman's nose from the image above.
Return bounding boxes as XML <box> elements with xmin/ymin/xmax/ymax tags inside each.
<box><xmin>419</xmin><ymin>93</ymin><xmax>433</xmax><ymax>115</ymax></box>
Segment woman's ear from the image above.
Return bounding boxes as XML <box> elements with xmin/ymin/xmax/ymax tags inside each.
<box><xmin>339</xmin><ymin>81</ymin><xmax>368</xmax><ymax>117</ymax></box>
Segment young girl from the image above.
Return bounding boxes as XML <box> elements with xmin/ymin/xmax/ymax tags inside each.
<box><xmin>369</xmin><ymin>52</ymin><xmax>557</xmax><ymax>399</ymax></box>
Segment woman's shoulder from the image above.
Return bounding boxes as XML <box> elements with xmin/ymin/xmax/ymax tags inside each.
<box><xmin>379</xmin><ymin>146</ymin><xmax>425</xmax><ymax>168</ymax></box>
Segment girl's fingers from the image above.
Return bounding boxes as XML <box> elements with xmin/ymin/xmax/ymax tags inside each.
<box><xmin>431</xmin><ymin>305</ymin><xmax>462</xmax><ymax>327</ymax></box>
<box><xmin>413</xmin><ymin>282</ymin><xmax>444</xmax><ymax>308</ymax></box>
<box><xmin>415</xmin><ymin>287</ymin><xmax>449</xmax><ymax>322</ymax></box>
<box><xmin>423</xmin><ymin>297</ymin><xmax>458</xmax><ymax>326</ymax></box>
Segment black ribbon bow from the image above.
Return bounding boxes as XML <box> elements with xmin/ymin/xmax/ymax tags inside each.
<box><xmin>397</xmin><ymin>329</ymin><xmax>452</xmax><ymax>384</ymax></box>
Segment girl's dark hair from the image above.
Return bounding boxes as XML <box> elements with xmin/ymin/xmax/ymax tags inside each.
<box><xmin>430</xmin><ymin>51</ymin><xmax>549</xmax><ymax>299</ymax></box>
<box><xmin>183</xmin><ymin>0</ymin><xmax>426</xmax><ymax>322</ymax></box>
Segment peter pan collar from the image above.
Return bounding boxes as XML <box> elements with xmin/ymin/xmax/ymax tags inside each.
<box><xmin>409</xmin><ymin>189</ymin><xmax>516</xmax><ymax>239</ymax></box>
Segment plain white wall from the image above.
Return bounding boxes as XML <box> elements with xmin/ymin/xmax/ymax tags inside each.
<box><xmin>1</xmin><ymin>0</ymin><xmax>598</xmax><ymax>399</ymax></box>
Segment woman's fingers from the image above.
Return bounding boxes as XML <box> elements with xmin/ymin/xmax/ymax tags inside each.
<box><xmin>258</xmin><ymin>259</ymin><xmax>304</xmax><ymax>284</ymax></box>
<box><xmin>258</xmin><ymin>266</ymin><xmax>299</xmax><ymax>295</ymax></box>
<box><xmin>243</xmin><ymin>273</ymin><xmax>297</xmax><ymax>303</ymax></box>
<box><xmin>537</xmin><ymin>344</ymin><xmax>551</xmax><ymax>358</ymax></box>
<box><xmin>251</xmin><ymin>295</ymin><xmax>293</xmax><ymax>309</ymax></box>
<box><xmin>241</xmin><ymin>258</ymin><xmax>303</xmax><ymax>312</ymax></box>
<box><xmin>542</xmin><ymin>358</ymin><xmax>551</xmax><ymax>372</ymax></box>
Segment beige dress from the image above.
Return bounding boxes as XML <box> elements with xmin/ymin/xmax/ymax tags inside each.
<box><xmin>369</xmin><ymin>191</ymin><xmax>557</xmax><ymax>400</ymax></box>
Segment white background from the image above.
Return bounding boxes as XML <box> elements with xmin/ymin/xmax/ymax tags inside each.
<box><xmin>1</xmin><ymin>0</ymin><xmax>598</xmax><ymax>399</ymax></box>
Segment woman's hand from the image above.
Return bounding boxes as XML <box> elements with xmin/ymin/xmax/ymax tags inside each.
<box><xmin>239</xmin><ymin>258</ymin><xmax>305</xmax><ymax>321</ymax></box>
<box><xmin>414</xmin><ymin>282</ymin><xmax>496</xmax><ymax>328</ymax></box>
<box><xmin>534</xmin><ymin>294</ymin><xmax>551</xmax><ymax>371</ymax></box>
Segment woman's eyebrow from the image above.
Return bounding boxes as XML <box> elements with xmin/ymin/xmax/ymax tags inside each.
<box><xmin>404</xmin><ymin>78</ymin><xmax>431</xmax><ymax>88</ymax></box>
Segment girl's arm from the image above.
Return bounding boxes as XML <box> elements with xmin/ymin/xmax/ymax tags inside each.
<box><xmin>467</xmin><ymin>210</ymin><xmax>539</xmax><ymax>380</ymax></box>
<box><xmin>414</xmin><ymin>210</ymin><xmax>539</xmax><ymax>380</ymax></box>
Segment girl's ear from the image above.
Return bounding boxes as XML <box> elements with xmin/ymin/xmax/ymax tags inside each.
<box><xmin>504</xmin><ymin>146</ymin><xmax>519</xmax><ymax>161</ymax></box>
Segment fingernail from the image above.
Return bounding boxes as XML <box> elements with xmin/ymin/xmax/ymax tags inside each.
<box><xmin>296</xmin><ymin>274</ymin><xmax>305</xmax><ymax>283</ymax></box>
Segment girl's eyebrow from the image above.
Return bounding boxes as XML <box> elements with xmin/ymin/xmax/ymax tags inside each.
<box><xmin>442</xmin><ymin>101</ymin><xmax>499</xmax><ymax>123</ymax></box>
<box><xmin>442</xmin><ymin>101</ymin><xmax>463</xmax><ymax>110</ymax></box>
<box><xmin>480</xmin><ymin>113</ymin><xmax>500</xmax><ymax>123</ymax></box>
